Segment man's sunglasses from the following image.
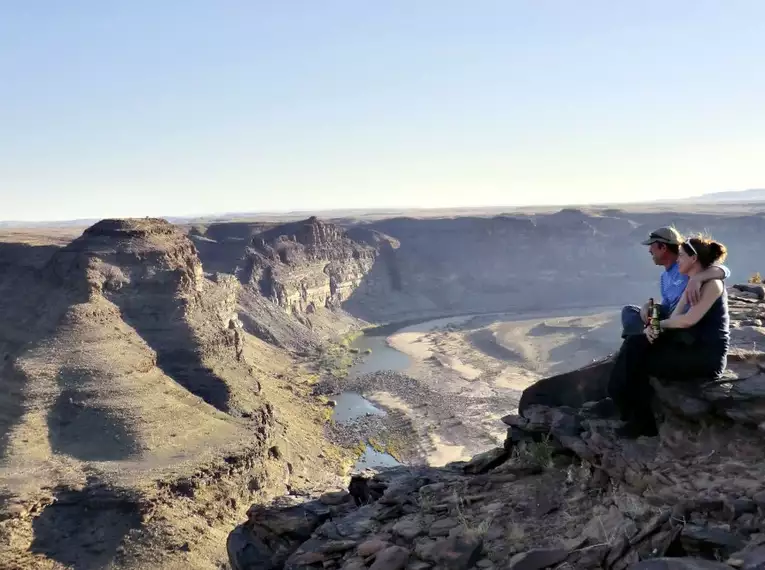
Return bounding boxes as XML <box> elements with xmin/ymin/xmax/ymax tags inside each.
<box><xmin>648</xmin><ymin>233</ymin><xmax>672</xmax><ymax>244</ymax></box>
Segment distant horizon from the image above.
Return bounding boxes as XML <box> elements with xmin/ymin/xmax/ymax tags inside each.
<box><xmin>2</xmin><ymin>187</ymin><xmax>763</xmax><ymax>227</ymax></box>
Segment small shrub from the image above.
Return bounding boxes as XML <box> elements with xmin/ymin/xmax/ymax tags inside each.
<box><xmin>512</xmin><ymin>436</ymin><xmax>555</xmax><ymax>470</ymax></box>
<box><xmin>749</xmin><ymin>272</ymin><xmax>763</xmax><ymax>284</ymax></box>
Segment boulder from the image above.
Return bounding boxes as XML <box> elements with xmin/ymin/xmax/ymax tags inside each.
<box><xmin>369</xmin><ymin>545</ymin><xmax>410</xmax><ymax>570</ymax></box>
<box><xmin>727</xmin><ymin>543</ymin><xmax>765</xmax><ymax>568</ymax></box>
<box><xmin>507</xmin><ymin>548</ymin><xmax>569</xmax><ymax>569</ymax></box>
<box><xmin>651</xmin><ymin>371</ymin><xmax>765</xmax><ymax>426</ymax></box>
<box><xmin>228</xmin><ymin>497</ymin><xmax>336</xmax><ymax>570</ymax></box>
<box><xmin>519</xmin><ymin>354</ymin><xmax>616</xmax><ymax>414</ymax></box>
<box><xmin>462</xmin><ymin>447</ymin><xmax>509</xmax><ymax>474</ymax></box>
<box><xmin>434</xmin><ymin>528</ymin><xmax>483</xmax><ymax>569</ymax></box>
<box><xmin>733</xmin><ymin>284</ymin><xmax>765</xmax><ymax>301</ymax></box>
<box><xmin>680</xmin><ymin>525</ymin><xmax>747</xmax><ymax>560</ymax></box>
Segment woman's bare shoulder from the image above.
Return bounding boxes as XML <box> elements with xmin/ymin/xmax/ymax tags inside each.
<box><xmin>702</xmin><ymin>279</ymin><xmax>724</xmax><ymax>295</ymax></box>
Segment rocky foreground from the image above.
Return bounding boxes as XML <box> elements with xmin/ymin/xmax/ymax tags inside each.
<box><xmin>228</xmin><ymin>287</ymin><xmax>765</xmax><ymax>570</ymax></box>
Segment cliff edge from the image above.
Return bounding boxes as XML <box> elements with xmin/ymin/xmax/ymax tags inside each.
<box><xmin>228</xmin><ymin>287</ymin><xmax>765</xmax><ymax>570</ymax></box>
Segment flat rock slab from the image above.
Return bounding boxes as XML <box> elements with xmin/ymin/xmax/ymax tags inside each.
<box><xmin>507</xmin><ymin>548</ymin><xmax>569</xmax><ymax>569</ymax></box>
<box><xmin>369</xmin><ymin>545</ymin><xmax>410</xmax><ymax>570</ymax></box>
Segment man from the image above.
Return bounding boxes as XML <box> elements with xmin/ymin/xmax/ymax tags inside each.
<box><xmin>621</xmin><ymin>226</ymin><xmax>730</xmax><ymax>337</ymax></box>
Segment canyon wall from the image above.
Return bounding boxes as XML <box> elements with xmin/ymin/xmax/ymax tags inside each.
<box><xmin>192</xmin><ymin>208</ymin><xmax>765</xmax><ymax>330</ymax></box>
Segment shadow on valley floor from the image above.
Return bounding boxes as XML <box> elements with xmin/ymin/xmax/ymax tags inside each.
<box><xmin>108</xmin><ymin>295</ymin><xmax>233</xmax><ymax>414</ymax></box>
<box><xmin>47</xmin><ymin>368</ymin><xmax>139</xmax><ymax>462</ymax></box>
<box><xmin>0</xmin><ymin>358</ymin><xmax>27</xmax><ymax>461</ymax></box>
<box><xmin>0</xmin><ymin>242</ymin><xmax>61</xmax><ymax>271</ymax></box>
<box><xmin>30</xmin><ymin>481</ymin><xmax>142</xmax><ymax>570</ymax></box>
<box><xmin>0</xmin><ymin>242</ymin><xmax>68</xmax><ymax>462</ymax></box>
<box><xmin>467</xmin><ymin>328</ymin><xmax>523</xmax><ymax>362</ymax></box>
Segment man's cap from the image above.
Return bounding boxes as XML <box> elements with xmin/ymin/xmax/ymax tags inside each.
<box><xmin>641</xmin><ymin>226</ymin><xmax>683</xmax><ymax>246</ymax></box>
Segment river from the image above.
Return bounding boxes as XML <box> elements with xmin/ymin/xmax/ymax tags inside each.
<box><xmin>333</xmin><ymin>306</ymin><xmax>620</xmax><ymax>469</ymax></box>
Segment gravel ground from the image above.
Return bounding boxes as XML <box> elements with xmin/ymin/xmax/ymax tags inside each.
<box><xmin>318</xmin><ymin>367</ymin><xmax>517</xmax><ymax>467</ymax></box>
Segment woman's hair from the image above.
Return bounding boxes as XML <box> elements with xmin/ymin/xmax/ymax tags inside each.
<box><xmin>682</xmin><ymin>235</ymin><xmax>728</xmax><ymax>268</ymax></box>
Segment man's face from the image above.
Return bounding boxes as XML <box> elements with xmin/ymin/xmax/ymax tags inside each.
<box><xmin>648</xmin><ymin>242</ymin><xmax>668</xmax><ymax>265</ymax></box>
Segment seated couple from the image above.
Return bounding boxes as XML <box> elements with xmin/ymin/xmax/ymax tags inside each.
<box><xmin>609</xmin><ymin>227</ymin><xmax>731</xmax><ymax>438</ymax></box>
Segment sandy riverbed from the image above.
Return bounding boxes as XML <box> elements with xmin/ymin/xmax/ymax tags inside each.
<box><xmin>356</xmin><ymin>307</ymin><xmax>624</xmax><ymax>466</ymax></box>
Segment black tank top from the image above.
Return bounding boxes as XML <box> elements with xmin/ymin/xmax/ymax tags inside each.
<box><xmin>690</xmin><ymin>287</ymin><xmax>730</xmax><ymax>349</ymax></box>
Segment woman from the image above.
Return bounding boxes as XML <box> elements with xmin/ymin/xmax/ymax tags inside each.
<box><xmin>608</xmin><ymin>235</ymin><xmax>730</xmax><ymax>438</ymax></box>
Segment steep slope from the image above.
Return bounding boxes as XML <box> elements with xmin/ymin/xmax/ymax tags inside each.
<box><xmin>0</xmin><ymin>219</ymin><xmax>297</xmax><ymax>570</ymax></box>
<box><xmin>1</xmin><ymin>219</ymin><xmax>269</xmax><ymax>481</ymax></box>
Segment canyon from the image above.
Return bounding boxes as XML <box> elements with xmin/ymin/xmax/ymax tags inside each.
<box><xmin>0</xmin><ymin>205</ymin><xmax>764</xmax><ymax>569</ymax></box>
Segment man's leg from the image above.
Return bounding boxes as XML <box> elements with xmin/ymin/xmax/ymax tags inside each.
<box><xmin>608</xmin><ymin>335</ymin><xmax>649</xmax><ymax>420</ymax></box>
<box><xmin>621</xmin><ymin>305</ymin><xmax>645</xmax><ymax>338</ymax></box>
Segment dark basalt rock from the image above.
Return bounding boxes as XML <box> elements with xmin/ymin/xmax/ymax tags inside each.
<box><xmin>518</xmin><ymin>354</ymin><xmax>616</xmax><ymax>415</ymax></box>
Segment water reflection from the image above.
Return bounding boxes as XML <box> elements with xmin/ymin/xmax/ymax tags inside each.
<box><xmin>332</xmin><ymin>391</ymin><xmax>386</xmax><ymax>423</ymax></box>
<box><xmin>354</xmin><ymin>445</ymin><xmax>400</xmax><ymax>470</ymax></box>
<box><xmin>347</xmin><ymin>333</ymin><xmax>411</xmax><ymax>376</ymax></box>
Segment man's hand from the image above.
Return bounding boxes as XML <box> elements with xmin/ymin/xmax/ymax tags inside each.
<box><xmin>686</xmin><ymin>277</ymin><xmax>703</xmax><ymax>305</ymax></box>
<box><xmin>644</xmin><ymin>325</ymin><xmax>659</xmax><ymax>344</ymax></box>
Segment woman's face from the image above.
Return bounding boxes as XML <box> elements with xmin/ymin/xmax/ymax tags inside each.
<box><xmin>677</xmin><ymin>244</ymin><xmax>698</xmax><ymax>275</ymax></box>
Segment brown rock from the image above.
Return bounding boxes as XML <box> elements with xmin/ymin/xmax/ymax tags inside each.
<box><xmin>414</xmin><ymin>538</ymin><xmax>439</xmax><ymax>562</ymax></box>
<box><xmin>357</xmin><ymin>538</ymin><xmax>390</xmax><ymax>557</ymax></box>
<box><xmin>369</xmin><ymin>546</ymin><xmax>410</xmax><ymax>570</ymax></box>
<box><xmin>341</xmin><ymin>559</ymin><xmax>367</xmax><ymax>570</ymax></box>
<box><xmin>629</xmin><ymin>511</ymin><xmax>671</xmax><ymax>545</ymax></box>
<box><xmin>680</xmin><ymin>524</ymin><xmax>747</xmax><ymax>559</ymax></box>
<box><xmin>568</xmin><ymin>544</ymin><xmax>610</xmax><ymax>567</ymax></box>
<box><xmin>581</xmin><ymin>505</ymin><xmax>629</xmax><ymax>543</ymax></box>
<box><xmin>428</xmin><ymin>518</ymin><xmax>460</xmax><ymax>537</ymax></box>
<box><xmin>320</xmin><ymin>540</ymin><xmax>358</xmax><ymax>554</ymax></box>
<box><xmin>291</xmin><ymin>551</ymin><xmax>327</xmax><ymax>565</ymax></box>
<box><xmin>393</xmin><ymin>515</ymin><xmax>424</xmax><ymax>541</ymax></box>
<box><xmin>507</xmin><ymin>548</ymin><xmax>569</xmax><ymax>570</ymax></box>
<box><xmin>727</xmin><ymin>543</ymin><xmax>765</xmax><ymax>568</ymax></box>
<box><xmin>435</xmin><ymin>529</ymin><xmax>483</xmax><ymax>569</ymax></box>
<box><xmin>462</xmin><ymin>447</ymin><xmax>509</xmax><ymax>475</ymax></box>
<box><xmin>501</xmin><ymin>414</ymin><xmax>528</xmax><ymax>427</ymax></box>
<box><xmin>320</xmin><ymin>491</ymin><xmax>350</xmax><ymax>506</ymax></box>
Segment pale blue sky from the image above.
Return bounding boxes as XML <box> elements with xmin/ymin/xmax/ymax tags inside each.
<box><xmin>2</xmin><ymin>1</ymin><xmax>764</xmax><ymax>221</ymax></box>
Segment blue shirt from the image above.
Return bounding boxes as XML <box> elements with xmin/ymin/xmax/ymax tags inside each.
<box><xmin>661</xmin><ymin>263</ymin><xmax>687</xmax><ymax>311</ymax></box>
<box><xmin>661</xmin><ymin>262</ymin><xmax>731</xmax><ymax>311</ymax></box>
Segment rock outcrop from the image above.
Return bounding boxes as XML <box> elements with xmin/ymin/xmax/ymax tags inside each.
<box><xmin>188</xmin><ymin>210</ymin><xmax>765</xmax><ymax>340</ymax></box>
<box><xmin>0</xmin><ymin>219</ymin><xmax>304</xmax><ymax>570</ymax></box>
<box><xmin>241</xmin><ymin>217</ymin><xmax>380</xmax><ymax>316</ymax></box>
<box><xmin>0</xmin><ymin>218</ymin><xmax>274</xmax><ymax>506</ymax></box>
<box><xmin>229</xmin><ymin>289</ymin><xmax>765</xmax><ymax>570</ymax></box>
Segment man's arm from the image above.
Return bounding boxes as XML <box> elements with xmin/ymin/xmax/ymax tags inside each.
<box><xmin>661</xmin><ymin>280</ymin><xmax>723</xmax><ymax>329</ymax></box>
<box><xmin>696</xmin><ymin>263</ymin><xmax>729</xmax><ymax>282</ymax></box>
<box><xmin>686</xmin><ymin>263</ymin><xmax>730</xmax><ymax>304</ymax></box>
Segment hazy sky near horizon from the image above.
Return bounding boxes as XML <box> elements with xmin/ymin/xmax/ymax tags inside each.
<box><xmin>2</xmin><ymin>1</ymin><xmax>764</xmax><ymax>221</ymax></box>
